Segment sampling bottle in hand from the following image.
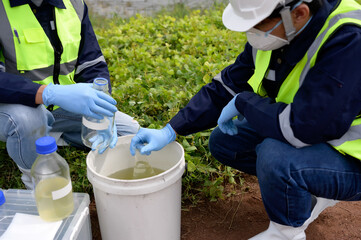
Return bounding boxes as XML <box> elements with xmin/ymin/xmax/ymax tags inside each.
<box><xmin>31</xmin><ymin>136</ymin><xmax>74</xmax><ymax>222</ymax></box>
<box><xmin>133</xmin><ymin>150</ymin><xmax>156</xmax><ymax>179</ymax></box>
<box><xmin>81</xmin><ymin>77</ymin><xmax>115</xmax><ymax>151</ymax></box>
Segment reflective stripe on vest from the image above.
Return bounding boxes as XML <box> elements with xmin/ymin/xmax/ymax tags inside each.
<box><xmin>248</xmin><ymin>0</ymin><xmax>361</xmax><ymax>160</ymax></box>
<box><xmin>0</xmin><ymin>0</ymin><xmax>84</xmax><ymax>85</ymax></box>
<box><xmin>75</xmin><ymin>55</ymin><xmax>106</xmax><ymax>75</ymax></box>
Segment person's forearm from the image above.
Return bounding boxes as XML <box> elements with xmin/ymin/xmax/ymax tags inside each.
<box><xmin>35</xmin><ymin>85</ymin><xmax>46</xmax><ymax>104</ymax></box>
<box><xmin>0</xmin><ymin>72</ymin><xmax>40</xmax><ymax>107</ymax></box>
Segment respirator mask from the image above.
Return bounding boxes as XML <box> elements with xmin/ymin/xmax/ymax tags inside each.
<box><xmin>246</xmin><ymin>1</ymin><xmax>312</xmax><ymax>51</ymax></box>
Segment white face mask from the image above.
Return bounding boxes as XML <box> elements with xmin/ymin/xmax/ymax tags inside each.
<box><xmin>246</xmin><ymin>1</ymin><xmax>314</xmax><ymax>51</ymax></box>
<box><xmin>246</xmin><ymin>22</ymin><xmax>289</xmax><ymax>51</ymax></box>
<box><xmin>246</xmin><ymin>13</ymin><xmax>313</xmax><ymax>51</ymax></box>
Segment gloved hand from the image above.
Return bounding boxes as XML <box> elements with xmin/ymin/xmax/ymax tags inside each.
<box><xmin>42</xmin><ymin>83</ymin><xmax>117</xmax><ymax>119</ymax></box>
<box><xmin>130</xmin><ymin>124</ymin><xmax>176</xmax><ymax>156</ymax></box>
<box><xmin>89</xmin><ymin>120</ymin><xmax>117</xmax><ymax>154</ymax></box>
<box><xmin>217</xmin><ymin>94</ymin><xmax>243</xmax><ymax>136</ymax></box>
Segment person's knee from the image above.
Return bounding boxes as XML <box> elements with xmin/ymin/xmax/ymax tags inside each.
<box><xmin>256</xmin><ymin>138</ymin><xmax>289</xmax><ymax>181</ymax></box>
<box><xmin>209</xmin><ymin>127</ymin><xmax>231</xmax><ymax>163</ymax></box>
<box><xmin>2</xmin><ymin>105</ymin><xmax>53</xmax><ymax>137</ymax></box>
<box><xmin>0</xmin><ymin>105</ymin><xmax>54</xmax><ymax>170</ymax></box>
<box><xmin>209</xmin><ymin>127</ymin><xmax>220</xmax><ymax>158</ymax></box>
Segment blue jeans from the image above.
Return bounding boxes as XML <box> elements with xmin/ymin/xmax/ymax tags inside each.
<box><xmin>209</xmin><ymin>119</ymin><xmax>361</xmax><ymax>227</ymax></box>
<box><xmin>0</xmin><ymin>104</ymin><xmax>139</xmax><ymax>169</ymax></box>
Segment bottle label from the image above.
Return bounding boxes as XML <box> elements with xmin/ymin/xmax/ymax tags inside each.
<box><xmin>82</xmin><ymin>117</ymin><xmax>110</xmax><ymax>130</ymax></box>
<box><xmin>52</xmin><ymin>181</ymin><xmax>72</xmax><ymax>200</ymax></box>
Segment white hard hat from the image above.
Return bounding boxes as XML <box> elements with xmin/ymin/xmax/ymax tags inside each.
<box><xmin>222</xmin><ymin>0</ymin><xmax>289</xmax><ymax>32</ymax></box>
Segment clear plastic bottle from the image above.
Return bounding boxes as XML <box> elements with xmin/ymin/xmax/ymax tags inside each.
<box><xmin>81</xmin><ymin>77</ymin><xmax>115</xmax><ymax>151</ymax></box>
<box><xmin>31</xmin><ymin>136</ymin><xmax>74</xmax><ymax>222</ymax></box>
<box><xmin>133</xmin><ymin>150</ymin><xmax>156</xmax><ymax>179</ymax></box>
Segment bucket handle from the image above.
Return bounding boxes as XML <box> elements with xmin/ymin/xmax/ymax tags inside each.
<box><xmin>182</xmin><ymin>162</ymin><xmax>188</xmax><ymax>177</ymax></box>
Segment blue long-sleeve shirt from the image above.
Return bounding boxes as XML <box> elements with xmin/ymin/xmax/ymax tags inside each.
<box><xmin>170</xmin><ymin>0</ymin><xmax>361</xmax><ymax>146</ymax></box>
<box><xmin>0</xmin><ymin>0</ymin><xmax>109</xmax><ymax>107</ymax></box>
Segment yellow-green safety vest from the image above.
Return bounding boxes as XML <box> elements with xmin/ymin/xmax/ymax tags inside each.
<box><xmin>0</xmin><ymin>0</ymin><xmax>84</xmax><ymax>86</ymax></box>
<box><xmin>248</xmin><ymin>0</ymin><xmax>361</xmax><ymax>160</ymax></box>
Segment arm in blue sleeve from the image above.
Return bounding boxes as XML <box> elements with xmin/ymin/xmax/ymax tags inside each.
<box><xmin>235</xmin><ymin>26</ymin><xmax>361</xmax><ymax>145</ymax></box>
<box><xmin>169</xmin><ymin>80</ymin><xmax>234</xmax><ymax>136</ymax></box>
<box><xmin>75</xmin><ymin>3</ymin><xmax>110</xmax><ymax>87</ymax></box>
<box><xmin>235</xmin><ymin>91</ymin><xmax>287</xmax><ymax>142</ymax></box>
<box><xmin>169</xmin><ymin>43</ymin><xmax>255</xmax><ymax>135</ymax></box>
<box><xmin>220</xmin><ymin>43</ymin><xmax>255</xmax><ymax>93</ymax></box>
<box><xmin>0</xmin><ymin>71</ymin><xmax>41</xmax><ymax>107</ymax></box>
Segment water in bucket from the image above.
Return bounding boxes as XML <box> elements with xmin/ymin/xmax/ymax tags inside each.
<box><xmin>107</xmin><ymin>150</ymin><xmax>164</xmax><ymax>180</ymax></box>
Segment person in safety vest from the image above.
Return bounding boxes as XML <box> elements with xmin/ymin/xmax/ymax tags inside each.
<box><xmin>0</xmin><ymin>0</ymin><xmax>140</xmax><ymax>189</ymax></box>
<box><xmin>130</xmin><ymin>0</ymin><xmax>361</xmax><ymax>239</ymax></box>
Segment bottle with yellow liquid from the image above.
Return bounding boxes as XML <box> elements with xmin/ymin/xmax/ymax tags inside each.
<box><xmin>31</xmin><ymin>136</ymin><xmax>74</xmax><ymax>222</ymax></box>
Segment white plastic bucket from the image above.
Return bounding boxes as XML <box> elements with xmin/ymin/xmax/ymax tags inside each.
<box><xmin>86</xmin><ymin>135</ymin><xmax>185</xmax><ymax>240</ymax></box>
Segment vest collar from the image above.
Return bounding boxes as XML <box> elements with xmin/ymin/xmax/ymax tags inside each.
<box><xmin>10</xmin><ymin>0</ymin><xmax>66</xmax><ymax>9</ymax></box>
<box><xmin>277</xmin><ymin>0</ymin><xmax>337</xmax><ymax>66</ymax></box>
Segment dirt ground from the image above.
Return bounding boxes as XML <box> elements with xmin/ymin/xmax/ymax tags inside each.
<box><xmin>89</xmin><ymin>173</ymin><xmax>361</xmax><ymax>240</ymax></box>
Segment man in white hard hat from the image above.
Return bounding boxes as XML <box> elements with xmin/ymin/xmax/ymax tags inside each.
<box><xmin>130</xmin><ymin>0</ymin><xmax>361</xmax><ymax>239</ymax></box>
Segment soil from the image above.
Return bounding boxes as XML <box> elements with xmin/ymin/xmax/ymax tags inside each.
<box><xmin>89</xmin><ymin>173</ymin><xmax>361</xmax><ymax>240</ymax></box>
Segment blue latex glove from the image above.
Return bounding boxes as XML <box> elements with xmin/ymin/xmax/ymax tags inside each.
<box><xmin>42</xmin><ymin>83</ymin><xmax>117</xmax><ymax>119</ymax></box>
<box><xmin>129</xmin><ymin>124</ymin><xmax>176</xmax><ymax>156</ymax></box>
<box><xmin>217</xmin><ymin>94</ymin><xmax>243</xmax><ymax>136</ymax></box>
<box><xmin>89</xmin><ymin>120</ymin><xmax>117</xmax><ymax>154</ymax></box>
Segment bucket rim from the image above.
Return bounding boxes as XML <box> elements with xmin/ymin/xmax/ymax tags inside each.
<box><xmin>86</xmin><ymin>138</ymin><xmax>185</xmax><ymax>183</ymax></box>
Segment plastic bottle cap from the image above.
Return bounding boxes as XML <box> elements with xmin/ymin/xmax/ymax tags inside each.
<box><xmin>0</xmin><ymin>190</ymin><xmax>5</xmax><ymax>206</ymax></box>
<box><xmin>36</xmin><ymin>136</ymin><xmax>57</xmax><ymax>154</ymax></box>
<box><xmin>94</xmin><ymin>77</ymin><xmax>108</xmax><ymax>86</ymax></box>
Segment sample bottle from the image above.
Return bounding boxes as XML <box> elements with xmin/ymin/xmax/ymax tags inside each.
<box><xmin>31</xmin><ymin>136</ymin><xmax>74</xmax><ymax>222</ymax></box>
<box><xmin>81</xmin><ymin>77</ymin><xmax>115</xmax><ymax>151</ymax></box>
<box><xmin>133</xmin><ymin>150</ymin><xmax>156</xmax><ymax>179</ymax></box>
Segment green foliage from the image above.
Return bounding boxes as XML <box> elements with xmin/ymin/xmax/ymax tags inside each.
<box><xmin>58</xmin><ymin>147</ymin><xmax>92</xmax><ymax>193</ymax></box>
<box><xmin>0</xmin><ymin>142</ymin><xmax>23</xmax><ymax>189</ymax></box>
<box><xmin>97</xmin><ymin>4</ymin><xmax>243</xmax><ymax>126</ymax></box>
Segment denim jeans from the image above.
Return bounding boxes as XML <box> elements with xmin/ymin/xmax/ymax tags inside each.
<box><xmin>0</xmin><ymin>104</ymin><xmax>139</xmax><ymax>170</ymax></box>
<box><xmin>209</xmin><ymin>119</ymin><xmax>361</xmax><ymax>227</ymax></box>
